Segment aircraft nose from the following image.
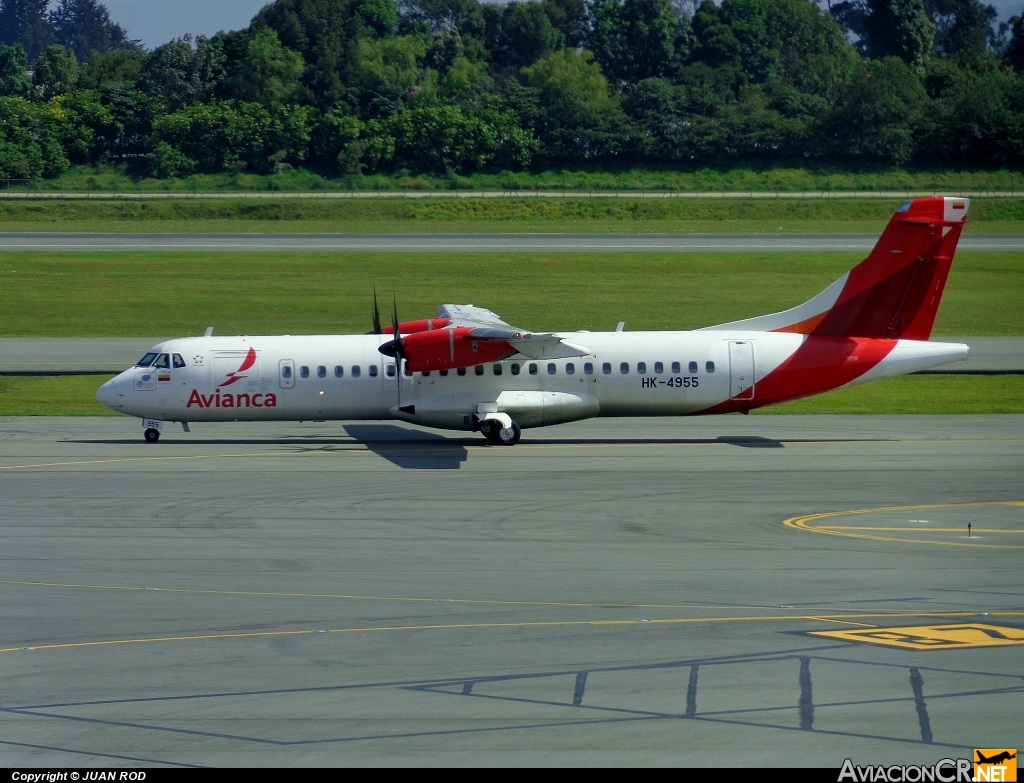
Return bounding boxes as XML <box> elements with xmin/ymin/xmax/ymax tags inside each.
<box><xmin>96</xmin><ymin>375</ymin><xmax>123</xmax><ymax>410</ymax></box>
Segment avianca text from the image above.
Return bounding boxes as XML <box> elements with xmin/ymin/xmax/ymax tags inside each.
<box><xmin>186</xmin><ymin>389</ymin><xmax>278</xmax><ymax>408</ymax></box>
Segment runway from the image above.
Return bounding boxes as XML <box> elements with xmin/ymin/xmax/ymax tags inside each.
<box><xmin>1</xmin><ymin>414</ymin><xmax>1021</xmax><ymax>768</ymax></box>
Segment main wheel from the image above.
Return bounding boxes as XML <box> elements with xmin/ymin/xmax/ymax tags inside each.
<box><xmin>496</xmin><ymin>422</ymin><xmax>521</xmax><ymax>445</ymax></box>
<box><xmin>479</xmin><ymin>420</ymin><xmax>502</xmax><ymax>444</ymax></box>
<box><xmin>144</xmin><ymin>427</ymin><xmax>160</xmax><ymax>443</ymax></box>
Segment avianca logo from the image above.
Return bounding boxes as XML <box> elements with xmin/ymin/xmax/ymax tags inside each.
<box><xmin>219</xmin><ymin>346</ymin><xmax>257</xmax><ymax>387</ymax></box>
<box><xmin>186</xmin><ymin>346</ymin><xmax>278</xmax><ymax>409</ymax></box>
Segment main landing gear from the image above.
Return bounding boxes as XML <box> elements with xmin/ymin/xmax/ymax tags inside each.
<box><xmin>478</xmin><ymin>418</ymin><xmax>522</xmax><ymax>446</ymax></box>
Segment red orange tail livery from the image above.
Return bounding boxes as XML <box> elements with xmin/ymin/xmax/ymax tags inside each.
<box><xmin>98</xmin><ymin>197</ymin><xmax>972</xmax><ymax>445</ymax></box>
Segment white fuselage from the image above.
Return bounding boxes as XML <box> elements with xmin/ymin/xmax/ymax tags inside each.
<box><xmin>96</xmin><ymin>331</ymin><xmax>970</xmax><ymax>433</ymax></box>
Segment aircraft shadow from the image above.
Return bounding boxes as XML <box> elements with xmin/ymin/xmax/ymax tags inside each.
<box><xmin>342</xmin><ymin>424</ymin><xmax>469</xmax><ymax>469</ymax></box>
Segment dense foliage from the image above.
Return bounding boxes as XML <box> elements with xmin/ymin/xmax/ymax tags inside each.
<box><xmin>0</xmin><ymin>0</ymin><xmax>1021</xmax><ymax>179</ymax></box>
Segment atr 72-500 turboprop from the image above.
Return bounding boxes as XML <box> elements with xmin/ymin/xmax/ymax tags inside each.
<box><xmin>97</xmin><ymin>196</ymin><xmax>972</xmax><ymax>445</ymax></box>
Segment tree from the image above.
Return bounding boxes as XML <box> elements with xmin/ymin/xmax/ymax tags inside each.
<box><xmin>346</xmin><ymin>33</ymin><xmax>425</xmax><ymax>117</ymax></box>
<box><xmin>926</xmin><ymin>0</ymin><xmax>998</xmax><ymax>59</ymax></box>
<box><xmin>588</xmin><ymin>0</ymin><xmax>681</xmax><ymax>84</ymax></box>
<box><xmin>517</xmin><ymin>48</ymin><xmax>629</xmax><ymax>162</ymax></box>
<box><xmin>32</xmin><ymin>43</ymin><xmax>77</xmax><ymax>99</ymax></box>
<box><xmin>690</xmin><ymin>0</ymin><xmax>743</xmax><ymax>72</ymax></box>
<box><xmin>0</xmin><ymin>95</ymin><xmax>69</xmax><ymax>176</ymax></box>
<box><xmin>484</xmin><ymin>1</ymin><xmax>564</xmax><ymax>73</ymax></box>
<box><xmin>1005</xmin><ymin>13</ymin><xmax>1024</xmax><ymax>72</ymax></box>
<box><xmin>0</xmin><ymin>0</ymin><xmax>52</xmax><ymax>60</ymax></box>
<box><xmin>221</xmin><ymin>27</ymin><xmax>305</xmax><ymax>107</ymax></box>
<box><xmin>138</xmin><ymin>35</ymin><xmax>224</xmax><ymax>111</ymax></box>
<box><xmin>863</xmin><ymin>0</ymin><xmax>936</xmax><ymax>73</ymax></box>
<box><xmin>0</xmin><ymin>41</ymin><xmax>29</xmax><ymax>95</ymax></box>
<box><xmin>49</xmin><ymin>0</ymin><xmax>137</xmax><ymax>63</ymax></box>
<box><xmin>919</xmin><ymin>66</ymin><xmax>1024</xmax><ymax>164</ymax></box>
<box><xmin>76</xmin><ymin>47</ymin><xmax>145</xmax><ymax>90</ymax></box>
<box><xmin>255</xmin><ymin>0</ymin><xmax>400</xmax><ymax>109</ymax></box>
<box><xmin>817</xmin><ymin>56</ymin><xmax>927</xmax><ymax>163</ymax></box>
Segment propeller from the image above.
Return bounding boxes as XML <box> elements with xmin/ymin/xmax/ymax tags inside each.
<box><xmin>378</xmin><ymin>297</ymin><xmax>406</xmax><ymax>361</ymax></box>
<box><xmin>370</xmin><ymin>288</ymin><xmax>383</xmax><ymax>335</ymax></box>
<box><xmin>377</xmin><ymin>296</ymin><xmax>406</xmax><ymax>406</ymax></box>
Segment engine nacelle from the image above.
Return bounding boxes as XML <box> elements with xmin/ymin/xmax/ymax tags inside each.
<box><xmin>383</xmin><ymin>317</ymin><xmax>451</xmax><ymax>335</ymax></box>
<box><xmin>402</xmin><ymin>327</ymin><xmax>515</xmax><ymax>371</ymax></box>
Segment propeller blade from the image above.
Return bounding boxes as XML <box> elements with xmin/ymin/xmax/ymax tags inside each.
<box><xmin>371</xmin><ymin>288</ymin><xmax>382</xmax><ymax>335</ymax></box>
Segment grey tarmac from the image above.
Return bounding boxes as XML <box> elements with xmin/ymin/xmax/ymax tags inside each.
<box><xmin>0</xmin><ymin>414</ymin><xmax>1021</xmax><ymax>768</ymax></box>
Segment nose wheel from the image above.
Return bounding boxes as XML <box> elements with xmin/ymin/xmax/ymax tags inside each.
<box><xmin>144</xmin><ymin>427</ymin><xmax>161</xmax><ymax>443</ymax></box>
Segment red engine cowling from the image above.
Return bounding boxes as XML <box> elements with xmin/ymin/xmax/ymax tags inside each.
<box><xmin>383</xmin><ymin>317</ymin><xmax>451</xmax><ymax>335</ymax></box>
<box><xmin>402</xmin><ymin>327</ymin><xmax>515</xmax><ymax>371</ymax></box>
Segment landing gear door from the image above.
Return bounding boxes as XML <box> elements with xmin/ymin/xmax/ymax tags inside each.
<box><xmin>729</xmin><ymin>340</ymin><xmax>755</xmax><ymax>401</ymax></box>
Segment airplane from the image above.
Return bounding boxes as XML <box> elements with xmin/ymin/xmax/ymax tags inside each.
<box><xmin>976</xmin><ymin>752</ymin><xmax>1016</xmax><ymax>765</ymax></box>
<box><xmin>96</xmin><ymin>195</ymin><xmax>972</xmax><ymax>445</ymax></box>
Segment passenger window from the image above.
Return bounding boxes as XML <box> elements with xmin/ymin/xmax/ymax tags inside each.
<box><xmin>654</xmin><ymin>361</ymin><xmax>663</xmax><ymax>374</ymax></box>
<box><xmin>602</xmin><ymin>362</ymin><xmax>612</xmax><ymax>374</ymax></box>
<box><xmin>317</xmin><ymin>365</ymin><xmax>326</xmax><ymax>378</ymax></box>
<box><xmin>637</xmin><ymin>361</ymin><xmax>647</xmax><ymax>374</ymax></box>
<box><xmin>352</xmin><ymin>365</ymin><xmax>361</xmax><ymax>378</ymax></box>
<box><xmin>173</xmin><ymin>354</ymin><xmax>186</xmax><ymax>368</ymax></box>
<box><xmin>385</xmin><ymin>364</ymin><xmax>396</xmax><ymax>378</ymax></box>
<box><xmin>282</xmin><ymin>365</ymin><xmax>292</xmax><ymax>379</ymax></box>
<box><xmin>457</xmin><ymin>367</ymin><xmax>466</xmax><ymax>376</ymax></box>
<box><xmin>620</xmin><ymin>362</ymin><xmax>629</xmax><ymax>374</ymax></box>
<box><xmin>565</xmin><ymin>363</ymin><xmax>575</xmax><ymax>375</ymax></box>
<box><xmin>510</xmin><ymin>363</ymin><xmax>521</xmax><ymax>376</ymax></box>
<box><xmin>584</xmin><ymin>363</ymin><xmax>594</xmax><ymax>375</ymax></box>
<box><xmin>547</xmin><ymin>363</ymin><xmax>557</xmax><ymax>375</ymax></box>
<box><xmin>439</xmin><ymin>369</ymin><xmax>448</xmax><ymax>376</ymax></box>
<box><xmin>672</xmin><ymin>361</ymin><xmax>681</xmax><ymax>374</ymax></box>
<box><xmin>403</xmin><ymin>362</ymin><xmax>412</xmax><ymax>377</ymax></box>
<box><xmin>528</xmin><ymin>363</ymin><xmax>538</xmax><ymax>375</ymax></box>
<box><xmin>300</xmin><ymin>365</ymin><xmax>309</xmax><ymax>378</ymax></box>
<box><xmin>335</xmin><ymin>365</ymin><xmax>344</xmax><ymax>377</ymax></box>
<box><xmin>474</xmin><ymin>365</ymin><xmax>484</xmax><ymax>376</ymax></box>
<box><xmin>369</xmin><ymin>365</ymin><xmax>378</xmax><ymax>377</ymax></box>
<box><xmin>689</xmin><ymin>361</ymin><xmax>698</xmax><ymax>373</ymax></box>
<box><xmin>423</xmin><ymin>371</ymin><xmax>430</xmax><ymax>377</ymax></box>
<box><xmin>706</xmin><ymin>361</ymin><xmax>715</xmax><ymax>373</ymax></box>
<box><xmin>493</xmin><ymin>364</ymin><xmax>502</xmax><ymax>375</ymax></box>
<box><xmin>154</xmin><ymin>354</ymin><xmax>170</xmax><ymax>369</ymax></box>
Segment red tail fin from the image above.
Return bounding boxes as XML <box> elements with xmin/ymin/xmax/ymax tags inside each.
<box><xmin>808</xmin><ymin>197</ymin><xmax>969</xmax><ymax>340</ymax></box>
<box><xmin>700</xmin><ymin>197</ymin><xmax>970</xmax><ymax>340</ymax></box>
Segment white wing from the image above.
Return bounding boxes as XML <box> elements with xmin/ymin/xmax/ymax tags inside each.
<box><xmin>437</xmin><ymin>304</ymin><xmax>590</xmax><ymax>360</ymax></box>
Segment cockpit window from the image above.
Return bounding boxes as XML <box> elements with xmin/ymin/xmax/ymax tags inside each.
<box><xmin>173</xmin><ymin>354</ymin><xmax>186</xmax><ymax>368</ymax></box>
<box><xmin>136</xmin><ymin>352</ymin><xmax>159</xmax><ymax>367</ymax></box>
<box><xmin>154</xmin><ymin>353</ymin><xmax>170</xmax><ymax>369</ymax></box>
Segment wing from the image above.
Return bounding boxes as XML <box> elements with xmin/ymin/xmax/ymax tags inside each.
<box><xmin>436</xmin><ymin>304</ymin><xmax>591</xmax><ymax>362</ymax></box>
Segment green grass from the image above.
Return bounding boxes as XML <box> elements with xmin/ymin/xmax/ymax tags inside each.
<box><xmin>757</xmin><ymin>374</ymin><xmax>1024</xmax><ymax>414</ymax></box>
<box><xmin>2</xmin><ymin>374</ymin><xmax>1021</xmax><ymax>417</ymax></box>
<box><xmin>0</xmin><ymin>196</ymin><xmax>1021</xmax><ymax>233</ymax></box>
<box><xmin>27</xmin><ymin>163</ymin><xmax>1024</xmax><ymax>197</ymax></box>
<box><xmin>1</xmin><ymin>251</ymin><xmax>1020</xmax><ymax>337</ymax></box>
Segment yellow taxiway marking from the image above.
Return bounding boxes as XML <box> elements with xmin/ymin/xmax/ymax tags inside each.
<box><xmin>810</xmin><ymin>623</ymin><xmax>1024</xmax><ymax>650</ymax></box>
<box><xmin>785</xmin><ymin>501</ymin><xmax>1024</xmax><ymax>549</ymax></box>
<box><xmin>3</xmin><ymin>577</ymin><xmax>1024</xmax><ymax>654</ymax></box>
